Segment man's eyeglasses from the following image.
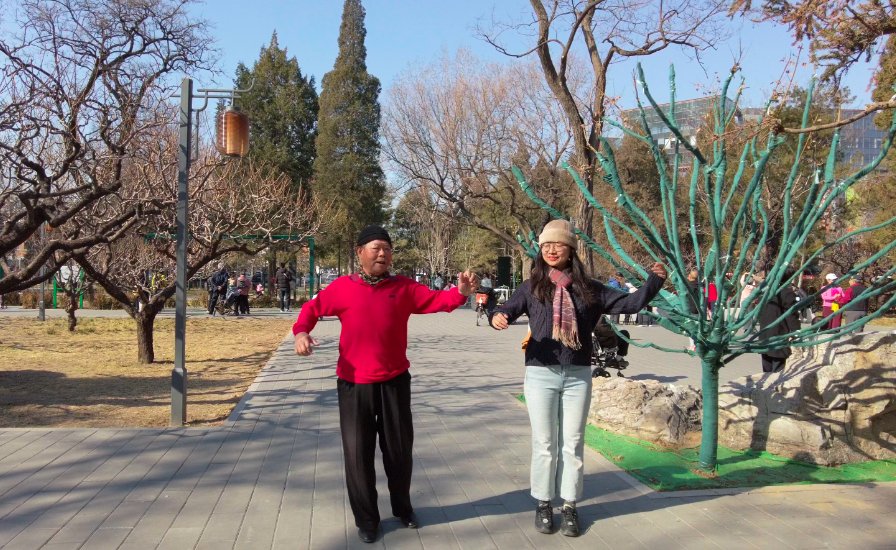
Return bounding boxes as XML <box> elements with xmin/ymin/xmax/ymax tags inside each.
<box><xmin>364</xmin><ymin>245</ymin><xmax>393</xmax><ymax>254</ymax></box>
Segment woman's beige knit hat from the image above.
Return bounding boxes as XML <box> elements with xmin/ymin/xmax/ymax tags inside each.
<box><xmin>538</xmin><ymin>219</ymin><xmax>577</xmax><ymax>248</ymax></box>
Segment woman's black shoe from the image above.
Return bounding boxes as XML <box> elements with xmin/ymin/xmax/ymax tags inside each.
<box><xmin>535</xmin><ymin>502</ymin><xmax>553</xmax><ymax>534</ymax></box>
<box><xmin>560</xmin><ymin>505</ymin><xmax>580</xmax><ymax>537</ymax></box>
<box><xmin>357</xmin><ymin>526</ymin><xmax>377</xmax><ymax>543</ymax></box>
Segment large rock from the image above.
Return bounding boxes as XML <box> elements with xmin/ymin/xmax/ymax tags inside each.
<box><xmin>719</xmin><ymin>332</ymin><xmax>896</xmax><ymax>465</ymax></box>
<box><xmin>589</xmin><ymin>377</ymin><xmax>702</xmax><ymax>448</ymax></box>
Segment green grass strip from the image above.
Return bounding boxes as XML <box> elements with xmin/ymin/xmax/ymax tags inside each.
<box><xmin>517</xmin><ymin>394</ymin><xmax>896</xmax><ymax>491</ymax></box>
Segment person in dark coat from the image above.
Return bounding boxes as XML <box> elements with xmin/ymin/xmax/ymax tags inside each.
<box><xmin>275</xmin><ymin>263</ymin><xmax>294</xmax><ymax>312</ymax></box>
<box><xmin>840</xmin><ymin>276</ymin><xmax>868</xmax><ymax>332</ymax></box>
<box><xmin>490</xmin><ymin>220</ymin><xmax>666</xmax><ymax>537</ymax></box>
<box><xmin>757</xmin><ymin>278</ymin><xmax>801</xmax><ymax>373</ymax></box>
<box><xmin>207</xmin><ymin>262</ymin><xmax>229</xmax><ymax>315</ymax></box>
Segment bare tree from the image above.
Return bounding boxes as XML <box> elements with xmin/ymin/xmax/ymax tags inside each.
<box><xmin>0</xmin><ymin>0</ymin><xmax>215</xmax><ymax>293</ymax></box>
<box><xmin>398</xmin><ymin>187</ymin><xmax>458</xmax><ymax>277</ymax></box>
<box><xmin>482</xmin><ymin>0</ymin><xmax>729</xmax><ymax>269</ymax></box>
<box><xmin>730</xmin><ymin>0</ymin><xmax>896</xmax><ymax>82</ymax></box>
<box><xmin>71</xmin><ymin>130</ymin><xmax>320</xmax><ymax>363</ymax></box>
<box><xmin>53</xmin><ymin>257</ymin><xmax>90</xmax><ymax>332</ymax></box>
<box><xmin>382</xmin><ymin>51</ymin><xmax>582</xmax><ymax>272</ymax></box>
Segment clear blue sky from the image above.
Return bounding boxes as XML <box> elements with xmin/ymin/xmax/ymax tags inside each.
<box><xmin>193</xmin><ymin>0</ymin><xmax>878</xmax><ymax>109</ymax></box>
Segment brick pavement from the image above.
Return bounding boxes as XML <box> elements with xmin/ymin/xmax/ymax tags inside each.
<box><xmin>0</xmin><ymin>307</ymin><xmax>893</xmax><ymax>549</ymax></box>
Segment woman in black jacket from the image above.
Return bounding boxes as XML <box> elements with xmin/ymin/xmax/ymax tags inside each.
<box><xmin>491</xmin><ymin>219</ymin><xmax>666</xmax><ymax>537</ymax></box>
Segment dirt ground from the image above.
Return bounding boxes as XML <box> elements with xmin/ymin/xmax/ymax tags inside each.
<box><xmin>0</xmin><ymin>316</ymin><xmax>297</xmax><ymax>428</ymax></box>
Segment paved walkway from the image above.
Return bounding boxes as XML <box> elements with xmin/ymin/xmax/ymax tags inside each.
<box><xmin>0</xmin><ymin>308</ymin><xmax>893</xmax><ymax>549</ymax></box>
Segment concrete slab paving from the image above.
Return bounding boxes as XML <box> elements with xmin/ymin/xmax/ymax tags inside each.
<box><xmin>0</xmin><ymin>306</ymin><xmax>893</xmax><ymax>549</ymax></box>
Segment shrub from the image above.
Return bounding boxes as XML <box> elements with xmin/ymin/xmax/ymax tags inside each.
<box><xmin>88</xmin><ymin>290</ymin><xmax>125</xmax><ymax>310</ymax></box>
<box><xmin>19</xmin><ymin>290</ymin><xmax>53</xmax><ymax>309</ymax></box>
<box><xmin>1</xmin><ymin>292</ymin><xmax>22</xmax><ymax>306</ymax></box>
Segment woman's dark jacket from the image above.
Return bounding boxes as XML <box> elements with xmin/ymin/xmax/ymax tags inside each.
<box><xmin>757</xmin><ymin>286</ymin><xmax>801</xmax><ymax>358</ymax></box>
<box><xmin>492</xmin><ymin>274</ymin><xmax>664</xmax><ymax>367</ymax></box>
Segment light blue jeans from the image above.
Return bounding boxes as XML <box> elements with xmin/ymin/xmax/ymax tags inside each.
<box><xmin>524</xmin><ymin>364</ymin><xmax>593</xmax><ymax>502</ymax></box>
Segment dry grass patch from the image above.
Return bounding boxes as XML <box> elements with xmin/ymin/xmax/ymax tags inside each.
<box><xmin>0</xmin><ymin>316</ymin><xmax>296</xmax><ymax>428</ymax></box>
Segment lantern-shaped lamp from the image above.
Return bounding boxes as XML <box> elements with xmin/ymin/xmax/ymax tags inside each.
<box><xmin>215</xmin><ymin>105</ymin><xmax>249</xmax><ymax>157</ymax></box>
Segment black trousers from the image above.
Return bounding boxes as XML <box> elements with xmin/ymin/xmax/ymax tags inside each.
<box><xmin>337</xmin><ymin>370</ymin><xmax>414</xmax><ymax>529</ymax></box>
<box><xmin>207</xmin><ymin>291</ymin><xmax>221</xmax><ymax>313</ymax></box>
<box><xmin>761</xmin><ymin>354</ymin><xmax>787</xmax><ymax>373</ymax></box>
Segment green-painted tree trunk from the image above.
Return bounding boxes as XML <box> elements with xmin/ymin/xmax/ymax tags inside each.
<box><xmin>698</xmin><ymin>353</ymin><xmax>721</xmax><ymax>470</ymax></box>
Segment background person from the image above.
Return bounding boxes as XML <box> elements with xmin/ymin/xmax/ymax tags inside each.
<box><xmin>821</xmin><ymin>273</ymin><xmax>846</xmax><ymax>330</ymax></box>
<box><xmin>237</xmin><ymin>272</ymin><xmax>250</xmax><ymax>315</ymax></box>
<box><xmin>275</xmin><ymin>262</ymin><xmax>294</xmax><ymax>312</ymax></box>
<box><xmin>431</xmin><ymin>272</ymin><xmax>444</xmax><ymax>290</ymax></box>
<box><xmin>206</xmin><ymin>262</ymin><xmax>228</xmax><ymax>315</ymax></box>
<box><xmin>841</xmin><ymin>275</ymin><xmax>868</xmax><ymax>332</ymax></box>
<box><xmin>490</xmin><ymin>219</ymin><xmax>666</xmax><ymax>537</ymax></box>
<box><xmin>756</xmin><ymin>272</ymin><xmax>801</xmax><ymax>372</ymax></box>
<box><xmin>480</xmin><ymin>272</ymin><xmax>493</xmax><ymax>289</ymax></box>
<box><xmin>293</xmin><ymin>225</ymin><xmax>477</xmax><ymax>544</ymax></box>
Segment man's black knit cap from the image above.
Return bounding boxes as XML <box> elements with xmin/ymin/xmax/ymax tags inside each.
<box><xmin>356</xmin><ymin>225</ymin><xmax>392</xmax><ymax>247</ymax></box>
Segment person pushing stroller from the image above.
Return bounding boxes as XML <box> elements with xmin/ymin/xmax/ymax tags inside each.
<box><xmin>591</xmin><ymin>315</ymin><xmax>630</xmax><ymax>378</ymax></box>
<box><xmin>474</xmin><ymin>285</ymin><xmax>498</xmax><ymax>326</ymax></box>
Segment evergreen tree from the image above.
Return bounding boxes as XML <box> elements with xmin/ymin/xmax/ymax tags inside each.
<box><xmin>873</xmin><ymin>36</ymin><xmax>896</xmax><ymax>131</ymax></box>
<box><xmin>234</xmin><ymin>33</ymin><xmax>319</xmax><ymax>289</ymax></box>
<box><xmin>235</xmin><ymin>32</ymin><xmax>318</xmax><ymax>191</ymax></box>
<box><xmin>314</xmin><ymin>0</ymin><xmax>386</xmax><ymax>268</ymax></box>
<box><xmin>849</xmin><ymin>35</ymin><xmax>896</xmax><ymax>274</ymax></box>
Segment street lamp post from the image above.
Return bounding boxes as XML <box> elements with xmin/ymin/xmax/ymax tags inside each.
<box><xmin>38</xmin><ymin>222</ymin><xmax>46</xmax><ymax>321</ymax></box>
<box><xmin>171</xmin><ymin>77</ymin><xmax>250</xmax><ymax>426</ymax></box>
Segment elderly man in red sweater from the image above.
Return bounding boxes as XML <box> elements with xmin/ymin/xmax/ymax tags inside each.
<box><xmin>293</xmin><ymin>225</ymin><xmax>477</xmax><ymax>544</ymax></box>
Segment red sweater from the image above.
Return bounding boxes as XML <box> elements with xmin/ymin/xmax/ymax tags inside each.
<box><xmin>292</xmin><ymin>274</ymin><xmax>467</xmax><ymax>383</ymax></box>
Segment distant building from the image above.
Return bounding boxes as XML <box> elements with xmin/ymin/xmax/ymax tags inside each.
<box><xmin>619</xmin><ymin>97</ymin><xmax>886</xmax><ymax>170</ymax></box>
<box><xmin>837</xmin><ymin>111</ymin><xmax>888</xmax><ymax>168</ymax></box>
<box><xmin>619</xmin><ymin>95</ymin><xmax>741</xmax><ymax>156</ymax></box>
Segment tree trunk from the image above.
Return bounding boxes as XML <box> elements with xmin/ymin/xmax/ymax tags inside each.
<box><xmin>135</xmin><ymin>311</ymin><xmax>157</xmax><ymax>364</ymax></box>
<box><xmin>268</xmin><ymin>253</ymin><xmax>277</xmax><ymax>296</ymax></box>
<box><xmin>65</xmin><ymin>298</ymin><xmax>78</xmax><ymax>332</ymax></box>
<box><xmin>519</xmin><ymin>251</ymin><xmax>533</xmax><ymax>282</ymax></box>
<box><xmin>348</xmin><ymin>242</ymin><xmax>356</xmax><ymax>274</ymax></box>
<box><xmin>576</xmin><ymin>188</ymin><xmax>595</xmax><ymax>273</ymax></box>
<box><xmin>698</xmin><ymin>350</ymin><xmax>722</xmax><ymax>470</ymax></box>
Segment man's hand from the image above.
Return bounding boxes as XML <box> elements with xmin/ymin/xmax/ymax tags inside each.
<box><xmin>650</xmin><ymin>262</ymin><xmax>667</xmax><ymax>280</ymax></box>
<box><xmin>492</xmin><ymin>312</ymin><xmax>509</xmax><ymax>330</ymax></box>
<box><xmin>456</xmin><ymin>270</ymin><xmax>479</xmax><ymax>296</ymax></box>
<box><xmin>294</xmin><ymin>332</ymin><xmax>318</xmax><ymax>356</ymax></box>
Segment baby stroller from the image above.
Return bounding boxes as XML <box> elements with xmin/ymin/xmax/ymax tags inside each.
<box><xmin>474</xmin><ymin>287</ymin><xmax>498</xmax><ymax>326</ymax></box>
<box><xmin>592</xmin><ymin>315</ymin><xmax>630</xmax><ymax>378</ymax></box>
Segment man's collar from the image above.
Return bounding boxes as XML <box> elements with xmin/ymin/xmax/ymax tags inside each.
<box><xmin>358</xmin><ymin>271</ymin><xmax>391</xmax><ymax>286</ymax></box>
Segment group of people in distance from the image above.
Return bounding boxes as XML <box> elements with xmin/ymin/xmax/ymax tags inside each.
<box><xmin>292</xmin><ymin>221</ymin><xmax>666</xmax><ymax>542</ymax></box>
<box><xmin>205</xmin><ymin>261</ymin><xmax>299</xmax><ymax>316</ymax></box>
<box><xmin>205</xmin><ymin>262</ymin><xmax>250</xmax><ymax>316</ymax></box>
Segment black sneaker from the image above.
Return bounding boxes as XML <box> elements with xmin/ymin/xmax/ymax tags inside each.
<box><xmin>535</xmin><ymin>502</ymin><xmax>553</xmax><ymax>534</ymax></box>
<box><xmin>560</xmin><ymin>505</ymin><xmax>580</xmax><ymax>537</ymax></box>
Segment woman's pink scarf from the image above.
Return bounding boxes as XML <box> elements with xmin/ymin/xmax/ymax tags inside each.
<box><xmin>548</xmin><ymin>268</ymin><xmax>580</xmax><ymax>350</ymax></box>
